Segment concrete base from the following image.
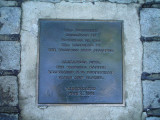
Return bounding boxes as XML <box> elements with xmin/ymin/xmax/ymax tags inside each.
<box><xmin>19</xmin><ymin>1</ymin><xmax>143</xmax><ymax>120</ymax></box>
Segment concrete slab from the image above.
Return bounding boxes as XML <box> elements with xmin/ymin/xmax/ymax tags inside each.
<box><xmin>19</xmin><ymin>1</ymin><xmax>142</xmax><ymax>120</ymax></box>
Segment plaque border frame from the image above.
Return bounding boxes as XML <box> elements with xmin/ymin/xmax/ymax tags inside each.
<box><xmin>36</xmin><ymin>19</ymin><xmax>125</xmax><ymax>106</ymax></box>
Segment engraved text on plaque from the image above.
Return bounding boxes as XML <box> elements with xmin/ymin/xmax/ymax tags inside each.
<box><xmin>38</xmin><ymin>20</ymin><xmax>123</xmax><ymax>104</ymax></box>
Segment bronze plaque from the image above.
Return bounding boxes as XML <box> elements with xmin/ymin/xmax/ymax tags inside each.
<box><xmin>38</xmin><ymin>20</ymin><xmax>123</xmax><ymax>104</ymax></box>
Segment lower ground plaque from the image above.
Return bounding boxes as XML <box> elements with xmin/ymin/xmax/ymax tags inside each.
<box><xmin>38</xmin><ymin>19</ymin><xmax>123</xmax><ymax>104</ymax></box>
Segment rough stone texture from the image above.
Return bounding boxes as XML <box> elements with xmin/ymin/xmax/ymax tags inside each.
<box><xmin>146</xmin><ymin>117</ymin><xmax>160</xmax><ymax>120</ymax></box>
<box><xmin>0</xmin><ymin>1</ymin><xmax>18</xmax><ymax>7</ymax></box>
<box><xmin>0</xmin><ymin>113</ymin><xmax>18</xmax><ymax>120</ymax></box>
<box><xmin>0</xmin><ymin>76</ymin><xmax>18</xmax><ymax>106</ymax></box>
<box><xmin>19</xmin><ymin>1</ymin><xmax>142</xmax><ymax>120</ymax></box>
<box><xmin>143</xmin><ymin>42</ymin><xmax>160</xmax><ymax>73</ymax></box>
<box><xmin>143</xmin><ymin>80</ymin><xmax>160</xmax><ymax>109</ymax></box>
<box><xmin>140</xmin><ymin>8</ymin><xmax>160</xmax><ymax>37</ymax></box>
<box><xmin>0</xmin><ymin>7</ymin><xmax>21</xmax><ymax>34</ymax></box>
<box><xmin>0</xmin><ymin>41</ymin><xmax>20</xmax><ymax>71</ymax></box>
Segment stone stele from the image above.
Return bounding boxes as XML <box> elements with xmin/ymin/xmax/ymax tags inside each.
<box><xmin>19</xmin><ymin>1</ymin><xmax>142</xmax><ymax>120</ymax></box>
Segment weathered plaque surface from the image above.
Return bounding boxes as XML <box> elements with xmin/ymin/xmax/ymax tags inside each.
<box><xmin>38</xmin><ymin>20</ymin><xmax>123</xmax><ymax>104</ymax></box>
